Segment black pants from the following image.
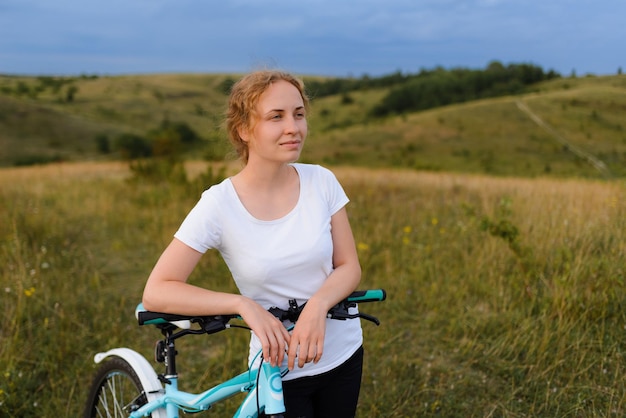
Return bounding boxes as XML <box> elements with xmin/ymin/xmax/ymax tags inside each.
<box><xmin>281</xmin><ymin>346</ymin><xmax>364</xmax><ymax>418</ymax></box>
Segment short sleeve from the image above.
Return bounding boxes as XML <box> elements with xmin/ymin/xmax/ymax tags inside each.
<box><xmin>317</xmin><ymin>165</ymin><xmax>349</xmax><ymax>215</ymax></box>
<box><xmin>174</xmin><ymin>189</ymin><xmax>223</xmax><ymax>253</ymax></box>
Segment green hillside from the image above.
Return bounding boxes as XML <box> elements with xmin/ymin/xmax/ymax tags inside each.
<box><xmin>1</xmin><ymin>72</ymin><xmax>625</xmax><ymax>178</ymax></box>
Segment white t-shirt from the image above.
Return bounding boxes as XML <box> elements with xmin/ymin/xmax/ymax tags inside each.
<box><xmin>174</xmin><ymin>163</ymin><xmax>363</xmax><ymax>380</ymax></box>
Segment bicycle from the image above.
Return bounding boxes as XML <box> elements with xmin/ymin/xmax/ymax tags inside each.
<box><xmin>83</xmin><ymin>289</ymin><xmax>386</xmax><ymax>418</ymax></box>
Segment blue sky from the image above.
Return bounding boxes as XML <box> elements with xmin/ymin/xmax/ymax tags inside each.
<box><xmin>1</xmin><ymin>0</ymin><xmax>624</xmax><ymax>77</ymax></box>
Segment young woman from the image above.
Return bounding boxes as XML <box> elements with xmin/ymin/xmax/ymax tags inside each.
<box><xmin>142</xmin><ymin>70</ymin><xmax>363</xmax><ymax>417</ymax></box>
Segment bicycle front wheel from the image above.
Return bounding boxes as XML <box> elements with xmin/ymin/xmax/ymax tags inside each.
<box><xmin>83</xmin><ymin>356</ymin><xmax>151</xmax><ymax>418</ymax></box>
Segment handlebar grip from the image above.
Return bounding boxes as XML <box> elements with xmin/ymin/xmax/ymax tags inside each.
<box><xmin>346</xmin><ymin>289</ymin><xmax>386</xmax><ymax>303</ymax></box>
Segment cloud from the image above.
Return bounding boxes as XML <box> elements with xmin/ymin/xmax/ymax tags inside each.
<box><xmin>0</xmin><ymin>0</ymin><xmax>624</xmax><ymax>76</ymax></box>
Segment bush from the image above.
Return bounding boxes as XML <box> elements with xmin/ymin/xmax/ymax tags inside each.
<box><xmin>115</xmin><ymin>133</ymin><xmax>152</xmax><ymax>159</ymax></box>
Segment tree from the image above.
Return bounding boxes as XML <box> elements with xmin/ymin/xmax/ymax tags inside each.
<box><xmin>65</xmin><ymin>85</ymin><xmax>79</xmax><ymax>102</ymax></box>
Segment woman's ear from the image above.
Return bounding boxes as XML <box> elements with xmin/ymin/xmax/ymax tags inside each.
<box><xmin>238</xmin><ymin>126</ymin><xmax>250</xmax><ymax>143</ymax></box>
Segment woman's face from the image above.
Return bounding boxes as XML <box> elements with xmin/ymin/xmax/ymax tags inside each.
<box><xmin>241</xmin><ymin>80</ymin><xmax>308</xmax><ymax>165</ymax></box>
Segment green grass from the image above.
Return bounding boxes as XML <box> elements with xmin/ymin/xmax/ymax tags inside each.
<box><xmin>1</xmin><ymin>162</ymin><xmax>625</xmax><ymax>416</ymax></box>
<box><xmin>304</xmin><ymin>75</ymin><xmax>626</xmax><ymax>178</ymax></box>
<box><xmin>1</xmin><ymin>74</ymin><xmax>625</xmax><ymax>179</ymax></box>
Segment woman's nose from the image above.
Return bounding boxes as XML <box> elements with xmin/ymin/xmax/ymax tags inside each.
<box><xmin>284</xmin><ymin>115</ymin><xmax>299</xmax><ymax>134</ymax></box>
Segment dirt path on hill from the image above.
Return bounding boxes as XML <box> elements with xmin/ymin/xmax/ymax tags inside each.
<box><xmin>515</xmin><ymin>100</ymin><xmax>611</xmax><ymax>177</ymax></box>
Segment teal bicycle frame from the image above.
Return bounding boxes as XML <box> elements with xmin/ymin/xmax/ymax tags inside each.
<box><xmin>130</xmin><ymin>361</ymin><xmax>285</xmax><ymax>417</ymax></box>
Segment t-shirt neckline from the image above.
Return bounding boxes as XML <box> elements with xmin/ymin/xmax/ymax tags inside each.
<box><xmin>226</xmin><ymin>164</ymin><xmax>302</xmax><ymax>224</ymax></box>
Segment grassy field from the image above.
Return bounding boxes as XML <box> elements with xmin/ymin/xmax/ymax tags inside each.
<box><xmin>1</xmin><ymin>161</ymin><xmax>624</xmax><ymax>417</ymax></box>
<box><xmin>1</xmin><ymin>73</ymin><xmax>625</xmax><ymax>178</ymax></box>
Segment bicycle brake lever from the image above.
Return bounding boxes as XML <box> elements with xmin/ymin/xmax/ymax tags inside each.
<box><xmin>358</xmin><ymin>313</ymin><xmax>380</xmax><ymax>326</ymax></box>
<box><xmin>328</xmin><ymin>305</ymin><xmax>381</xmax><ymax>326</ymax></box>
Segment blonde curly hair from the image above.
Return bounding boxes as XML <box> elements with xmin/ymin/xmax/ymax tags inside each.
<box><xmin>225</xmin><ymin>70</ymin><xmax>310</xmax><ymax>163</ymax></box>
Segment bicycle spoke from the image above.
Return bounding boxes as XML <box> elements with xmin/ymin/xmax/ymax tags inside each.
<box><xmin>84</xmin><ymin>356</ymin><xmax>147</xmax><ymax>417</ymax></box>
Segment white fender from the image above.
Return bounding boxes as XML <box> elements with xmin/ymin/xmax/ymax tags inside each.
<box><xmin>94</xmin><ymin>348</ymin><xmax>167</xmax><ymax>418</ymax></box>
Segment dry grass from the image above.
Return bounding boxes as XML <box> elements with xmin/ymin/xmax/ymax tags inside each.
<box><xmin>1</xmin><ymin>162</ymin><xmax>625</xmax><ymax>417</ymax></box>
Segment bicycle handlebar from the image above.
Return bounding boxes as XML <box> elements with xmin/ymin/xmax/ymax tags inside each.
<box><xmin>136</xmin><ymin>289</ymin><xmax>386</xmax><ymax>335</ymax></box>
<box><xmin>269</xmin><ymin>289</ymin><xmax>387</xmax><ymax>325</ymax></box>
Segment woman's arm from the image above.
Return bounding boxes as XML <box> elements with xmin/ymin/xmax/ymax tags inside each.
<box><xmin>143</xmin><ymin>238</ymin><xmax>232</xmax><ymax>314</ymax></box>
<box><xmin>287</xmin><ymin>207</ymin><xmax>362</xmax><ymax>370</ymax></box>
<box><xmin>142</xmin><ymin>238</ymin><xmax>290</xmax><ymax>366</ymax></box>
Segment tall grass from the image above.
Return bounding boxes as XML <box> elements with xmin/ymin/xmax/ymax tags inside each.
<box><xmin>1</xmin><ymin>162</ymin><xmax>624</xmax><ymax>417</ymax></box>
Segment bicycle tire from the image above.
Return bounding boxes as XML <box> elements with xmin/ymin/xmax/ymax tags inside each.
<box><xmin>83</xmin><ymin>356</ymin><xmax>151</xmax><ymax>418</ymax></box>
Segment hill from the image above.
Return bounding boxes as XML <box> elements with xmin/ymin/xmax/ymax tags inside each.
<box><xmin>1</xmin><ymin>72</ymin><xmax>625</xmax><ymax>178</ymax></box>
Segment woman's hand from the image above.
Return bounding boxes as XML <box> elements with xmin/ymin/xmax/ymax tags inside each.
<box><xmin>286</xmin><ymin>300</ymin><xmax>327</xmax><ymax>370</ymax></box>
<box><xmin>238</xmin><ymin>298</ymin><xmax>291</xmax><ymax>367</ymax></box>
